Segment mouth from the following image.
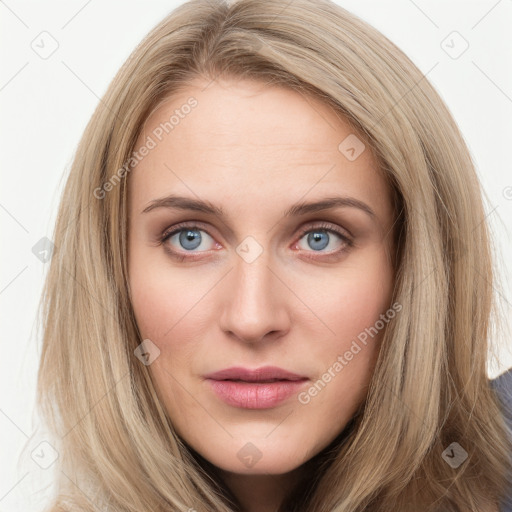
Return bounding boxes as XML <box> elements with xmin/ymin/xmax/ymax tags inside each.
<box><xmin>203</xmin><ymin>366</ymin><xmax>309</xmax><ymax>409</ymax></box>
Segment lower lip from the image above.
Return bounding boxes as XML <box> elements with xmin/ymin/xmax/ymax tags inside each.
<box><xmin>206</xmin><ymin>379</ymin><xmax>308</xmax><ymax>409</ymax></box>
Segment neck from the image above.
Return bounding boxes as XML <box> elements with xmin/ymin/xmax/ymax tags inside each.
<box><xmin>217</xmin><ymin>465</ymin><xmax>307</xmax><ymax>512</ymax></box>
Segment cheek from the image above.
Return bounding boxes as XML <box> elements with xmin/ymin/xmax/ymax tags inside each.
<box><xmin>129</xmin><ymin>266</ymin><xmax>169</xmax><ymax>341</ymax></box>
<box><xmin>323</xmin><ymin>274</ymin><xmax>390</xmax><ymax>341</ymax></box>
<box><xmin>128</xmin><ymin>235</ymin><xmax>203</xmax><ymax>342</ymax></box>
<box><xmin>303</xmin><ymin>250</ymin><xmax>394</xmax><ymax>391</ymax></box>
<box><xmin>130</xmin><ymin>267</ymin><xmax>200</xmax><ymax>342</ymax></box>
<box><xmin>315</xmin><ymin>251</ymin><xmax>393</xmax><ymax>340</ymax></box>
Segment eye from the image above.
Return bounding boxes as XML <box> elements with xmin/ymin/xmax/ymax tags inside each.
<box><xmin>294</xmin><ymin>222</ymin><xmax>352</xmax><ymax>259</ymax></box>
<box><xmin>160</xmin><ymin>223</ymin><xmax>217</xmax><ymax>260</ymax></box>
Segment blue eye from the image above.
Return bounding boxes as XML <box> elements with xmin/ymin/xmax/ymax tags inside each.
<box><xmin>162</xmin><ymin>226</ymin><xmax>215</xmax><ymax>252</ymax></box>
<box><xmin>294</xmin><ymin>224</ymin><xmax>352</xmax><ymax>259</ymax></box>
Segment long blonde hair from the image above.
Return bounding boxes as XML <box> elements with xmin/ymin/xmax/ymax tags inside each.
<box><xmin>35</xmin><ymin>0</ymin><xmax>511</xmax><ymax>510</ymax></box>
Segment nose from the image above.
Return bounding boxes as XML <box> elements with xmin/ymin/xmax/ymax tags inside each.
<box><xmin>218</xmin><ymin>249</ymin><xmax>291</xmax><ymax>345</ymax></box>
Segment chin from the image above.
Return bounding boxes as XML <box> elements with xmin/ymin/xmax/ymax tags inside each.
<box><xmin>202</xmin><ymin>435</ymin><xmax>313</xmax><ymax>476</ymax></box>
<box><xmin>213</xmin><ymin>454</ymin><xmax>306</xmax><ymax>476</ymax></box>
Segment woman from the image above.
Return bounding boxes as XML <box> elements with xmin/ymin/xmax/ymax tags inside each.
<box><xmin>36</xmin><ymin>0</ymin><xmax>512</xmax><ymax>510</ymax></box>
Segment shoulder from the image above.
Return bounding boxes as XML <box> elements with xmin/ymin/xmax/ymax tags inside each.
<box><xmin>491</xmin><ymin>367</ymin><xmax>512</xmax><ymax>512</ymax></box>
<box><xmin>491</xmin><ymin>367</ymin><xmax>512</xmax><ymax>428</ymax></box>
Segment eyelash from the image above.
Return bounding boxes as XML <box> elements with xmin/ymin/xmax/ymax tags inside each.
<box><xmin>159</xmin><ymin>221</ymin><xmax>353</xmax><ymax>262</ymax></box>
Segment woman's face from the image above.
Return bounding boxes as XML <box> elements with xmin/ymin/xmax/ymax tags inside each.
<box><xmin>127</xmin><ymin>77</ymin><xmax>396</xmax><ymax>476</ymax></box>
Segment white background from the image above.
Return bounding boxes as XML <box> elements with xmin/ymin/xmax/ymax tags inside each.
<box><xmin>1</xmin><ymin>1</ymin><xmax>511</xmax><ymax>510</ymax></box>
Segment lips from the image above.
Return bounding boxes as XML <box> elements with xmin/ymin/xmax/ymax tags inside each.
<box><xmin>203</xmin><ymin>366</ymin><xmax>307</xmax><ymax>382</ymax></box>
<box><xmin>203</xmin><ymin>366</ymin><xmax>309</xmax><ymax>409</ymax></box>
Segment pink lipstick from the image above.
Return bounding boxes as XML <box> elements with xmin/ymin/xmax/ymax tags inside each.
<box><xmin>204</xmin><ymin>366</ymin><xmax>309</xmax><ymax>409</ymax></box>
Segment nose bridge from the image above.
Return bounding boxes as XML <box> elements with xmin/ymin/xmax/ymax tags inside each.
<box><xmin>219</xmin><ymin>240</ymin><xmax>289</xmax><ymax>343</ymax></box>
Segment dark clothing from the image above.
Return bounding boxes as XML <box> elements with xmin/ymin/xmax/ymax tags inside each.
<box><xmin>491</xmin><ymin>368</ymin><xmax>512</xmax><ymax>512</ymax></box>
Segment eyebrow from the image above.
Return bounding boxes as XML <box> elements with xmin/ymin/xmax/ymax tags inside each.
<box><xmin>141</xmin><ymin>194</ymin><xmax>375</xmax><ymax>219</ymax></box>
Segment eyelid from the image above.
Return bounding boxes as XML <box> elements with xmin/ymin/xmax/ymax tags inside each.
<box><xmin>160</xmin><ymin>220</ymin><xmax>214</xmax><ymax>242</ymax></box>
<box><xmin>295</xmin><ymin>220</ymin><xmax>352</xmax><ymax>241</ymax></box>
<box><xmin>160</xmin><ymin>220</ymin><xmax>351</xmax><ymax>243</ymax></box>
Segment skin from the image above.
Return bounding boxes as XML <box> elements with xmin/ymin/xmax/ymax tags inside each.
<box><xmin>127</xmin><ymin>77</ymin><xmax>396</xmax><ymax>512</ymax></box>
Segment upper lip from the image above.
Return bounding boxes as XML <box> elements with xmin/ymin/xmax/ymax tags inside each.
<box><xmin>204</xmin><ymin>366</ymin><xmax>308</xmax><ymax>382</ymax></box>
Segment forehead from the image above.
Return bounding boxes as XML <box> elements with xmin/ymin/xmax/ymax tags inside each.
<box><xmin>128</xmin><ymin>78</ymin><xmax>391</xmax><ymax>223</ymax></box>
